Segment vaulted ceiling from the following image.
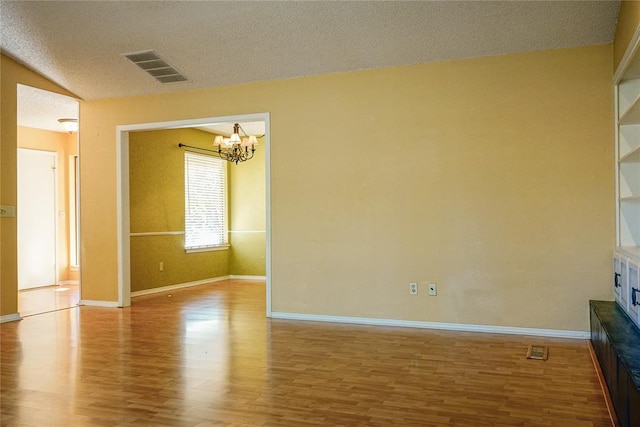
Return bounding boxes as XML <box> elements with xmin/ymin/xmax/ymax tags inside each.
<box><xmin>1</xmin><ymin>1</ymin><xmax>620</xmax><ymax>102</ymax></box>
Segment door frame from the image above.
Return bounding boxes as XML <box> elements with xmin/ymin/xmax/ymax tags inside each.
<box><xmin>17</xmin><ymin>148</ymin><xmax>59</xmax><ymax>290</ymax></box>
<box><xmin>115</xmin><ymin>113</ymin><xmax>271</xmax><ymax>315</ymax></box>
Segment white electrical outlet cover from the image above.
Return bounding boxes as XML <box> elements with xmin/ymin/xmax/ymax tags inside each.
<box><xmin>0</xmin><ymin>206</ymin><xmax>16</xmax><ymax>217</ymax></box>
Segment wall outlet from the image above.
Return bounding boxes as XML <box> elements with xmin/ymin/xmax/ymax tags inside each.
<box><xmin>159</xmin><ymin>262</ymin><xmax>164</xmax><ymax>272</ymax></box>
<box><xmin>428</xmin><ymin>283</ymin><xmax>437</xmax><ymax>296</ymax></box>
<box><xmin>0</xmin><ymin>206</ymin><xmax>16</xmax><ymax>218</ymax></box>
<box><xmin>409</xmin><ymin>282</ymin><xmax>418</xmax><ymax>295</ymax></box>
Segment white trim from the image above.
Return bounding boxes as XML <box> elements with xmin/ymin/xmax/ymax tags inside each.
<box><xmin>54</xmin><ymin>152</ymin><xmax>60</xmax><ymax>288</ymax></box>
<box><xmin>79</xmin><ymin>300</ymin><xmax>120</xmax><ymax>308</ymax></box>
<box><xmin>69</xmin><ymin>154</ymin><xmax>80</xmax><ymax>268</ymax></box>
<box><xmin>116</xmin><ymin>113</ymin><xmax>271</xmax><ymax>312</ymax></box>
<box><xmin>230</xmin><ymin>275</ymin><xmax>266</xmax><ymax>281</ymax></box>
<box><xmin>185</xmin><ymin>245</ymin><xmax>229</xmax><ymax>253</ymax></box>
<box><xmin>614</xmin><ymin>25</ymin><xmax>640</xmax><ymax>84</ymax></box>
<box><xmin>228</xmin><ymin>230</ymin><xmax>266</xmax><ymax>233</ymax></box>
<box><xmin>131</xmin><ymin>276</ymin><xmax>231</xmax><ymax>297</ymax></box>
<box><xmin>264</xmin><ymin>117</ymin><xmax>272</xmax><ymax>317</ymax></box>
<box><xmin>615</xmin><ymin>85</ymin><xmax>620</xmax><ymax>248</ymax></box>
<box><xmin>270</xmin><ymin>312</ymin><xmax>590</xmax><ymax>339</ymax></box>
<box><xmin>116</xmin><ymin>130</ymin><xmax>131</xmax><ymax>307</ymax></box>
<box><xmin>58</xmin><ymin>280</ymin><xmax>79</xmax><ymax>286</ymax></box>
<box><xmin>0</xmin><ymin>313</ymin><xmax>22</xmax><ymax>323</ymax></box>
<box><xmin>130</xmin><ymin>231</ymin><xmax>185</xmax><ymax>237</ymax></box>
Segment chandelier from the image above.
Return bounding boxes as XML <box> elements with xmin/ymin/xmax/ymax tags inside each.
<box><xmin>212</xmin><ymin>123</ymin><xmax>258</xmax><ymax>164</ymax></box>
<box><xmin>178</xmin><ymin>123</ymin><xmax>258</xmax><ymax>164</ymax></box>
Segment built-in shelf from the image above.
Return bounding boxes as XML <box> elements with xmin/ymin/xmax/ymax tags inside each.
<box><xmin>620</xmin><ymin>97</ymin><xmax>640</xmax><ymax>125</ymax></box>
<box><xmin>620</xmin><ymin>145</ymin><xmax>640</xmax><ymax>162</ymax></box>
<box><xmin>604</xmin><ymin>24</ymin><xmax>640</xmax><ymax>427</ymax></box>
<box><xmin>616</xmin><ymin>42</ymin><xmax>640</xmax><ymax>269</ymax></box>
<box><xmin>620</xmin><ymin>45</ymin><xmax>640</xmax><ymax>82</ymax></box>
<box><xmin>618</xmin><ymin>246</ymin><xmax>640</xmax><ymax>259</ymax></box>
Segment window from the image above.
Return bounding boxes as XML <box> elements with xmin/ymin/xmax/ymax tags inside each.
<box><xmin>184</xmin><ymin>152</ymin><xmax>228</xmax><ymax>251</ymax></box>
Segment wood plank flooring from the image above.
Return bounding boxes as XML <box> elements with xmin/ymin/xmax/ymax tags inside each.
<box><xmin>18</xmin><ymin>283</ymin><xmax>80</xmax><ymax>317</ymax></box>
<box><xmin>1</xmin><ymin>280</ymin><xmax>612</xmax><ymax>426</ymax></box>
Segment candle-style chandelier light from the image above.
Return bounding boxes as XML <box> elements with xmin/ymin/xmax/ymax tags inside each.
<box><xmin>212</xmin><ymin>123</ymin><xmax>258</xmax><ymax>164</ymax></box>
<box><xmin>178</xmin><ymin>123</ymin><xmax>258</xmax><ymax>164</ymax></box>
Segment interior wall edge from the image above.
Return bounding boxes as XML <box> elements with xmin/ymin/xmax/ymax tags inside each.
<box><xmin>270</xmin><ymin>312</ymin><xmax>591</xmax><ymax>339</ymax></box>
<box><xmin>130</xmin><ymin>275</ymin><xmax>231</xmax><ymax>298</ymax></box>
<box><xmin>79</xmin><ymin>300</ymin><xmax>119</xmax><ymax>308</ymax></box>
<box><xmin>0</xmin><ymin>313</ymin><xmax>23</xmax><ymax>324</ymax></box>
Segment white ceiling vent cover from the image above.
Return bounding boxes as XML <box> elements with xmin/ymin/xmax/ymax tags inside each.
<box><xmin>122</xmin><ymin>50</ymin><xmax>189</xmax><ymax>84</ymax></box>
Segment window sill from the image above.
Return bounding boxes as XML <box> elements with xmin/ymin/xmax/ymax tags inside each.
<box><xmin>185</xmin><ymin>245</ymin><xmax>230</xmax><ymax>254</ymax></box>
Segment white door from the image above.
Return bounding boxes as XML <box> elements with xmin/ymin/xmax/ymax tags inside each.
<box><xmin>18</xmin><ymin>148</ymin><xmax>57</xmax><ymax>290</ymax></box>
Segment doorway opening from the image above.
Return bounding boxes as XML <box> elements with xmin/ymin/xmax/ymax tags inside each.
<box><xmin>114</xmin><ymin>113</ymin><xmax>271</xmax><ymax>315</ymax></box>
<box><xmin>18</xmin><ymin>148</ymin><xmax>57</xmax><ymax>291</ymax></box>
<box><xmin>16</xmin><ymin>84</ymin><xmax>81</xmax><ymax>317</ymax></box>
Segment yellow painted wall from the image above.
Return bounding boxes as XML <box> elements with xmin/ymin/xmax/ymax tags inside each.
<box><xmin>614</xmin><ymin>1</ymin><xmax>640</xmax><ymax>72</ymax></box>
<box><xmin>79</xmin><ymin>44</ymin><xmax>613</xmax><ymax>331</ymax></box>
<box><xmin>17</xmin><ymin>126</ymin><xmax>77</xmax><ymax>282</ymax></box>
<box><xmin>0</xmin><ymin>54</ymin><xmax>77</xmax><ymax>317</ymax></box>
<box><xmin>128</xmin><ymin>128</ymin><xmax>230</xmax><ymax>291</ymax></box>
<box><xmin>229</xmin><ymin>137</ymin><xmax>266</xmax><ymax>276</ymax></box>
<box><xmin>128</xmin><ymin>127</ymin><xmax>266</xmax><ymax>290</ymax></box>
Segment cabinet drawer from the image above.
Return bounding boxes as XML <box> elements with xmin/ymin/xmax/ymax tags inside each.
<box><xmin>629</xmin><ymin>382</ymin><xmax>640</xmax><ymax>427</ymax></box>
<box><xmin>628</xmin><ymin>261</ymin><xmax>640</xmax><ymax>327</ymax></box>
<box><xmin>615</xmin><ymin>255</ymin><xmax>622</xmax><ymax>297</ymax></box>
<box><xmin>614</xmin><ymin>254</ymin><xmax>623</xmax><ymax>300</ymax></box>
<box><xmin>620</xmin><ymin>256</ymin><xmax>629</xmax><ymax>308</ymax></box>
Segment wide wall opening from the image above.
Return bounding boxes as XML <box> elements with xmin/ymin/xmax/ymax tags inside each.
<box><xmin>113</xmin><ymin>113</ymin><xmax>271</xmax><ymax>315</ymax></box>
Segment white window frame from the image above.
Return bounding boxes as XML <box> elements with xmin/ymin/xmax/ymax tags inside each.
<box><xmin>184</xmin><ymin>151</ymin><xmax>229</xmax><ymax>252</ymax></box>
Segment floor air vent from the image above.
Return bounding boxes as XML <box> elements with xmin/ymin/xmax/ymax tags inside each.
<box><xmin>122</xmin><ymin>50</ymin><xmax>188</xmax><ymax>84</ymax></box>
<box><xmin>526</xmin><ymin>345</ymin><xmax>548</xmax><ymax>360</ymax></box>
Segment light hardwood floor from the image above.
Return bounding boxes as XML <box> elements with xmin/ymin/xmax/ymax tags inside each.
<box><xmin>18</xmin><ymin>283</ymin><xmax>80</xmax><ymax>317</ymax></box>
<box><xmin>1</xmin><ymin>280</ymin><xmax>612</xmax><ymax>426</ymax></box>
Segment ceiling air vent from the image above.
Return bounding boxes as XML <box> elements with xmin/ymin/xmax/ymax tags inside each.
<box><xmin>122</xmin><ymin>50</ymin><xmax>188</xmax><ymax>84</ymax></box>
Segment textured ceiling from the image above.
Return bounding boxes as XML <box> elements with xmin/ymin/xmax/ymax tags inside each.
<box><xmin>17</xmin><ymin>84</ymin><xmax>79</xmax><ymax>133</ymax></box>
<box><xmin>1</xmin><ymin>0</ymin><xmax>621</xmax><ymax>102</ymax></box>
<box><xmin>198</xmin><ymin>122</ymin><xmax>265</xmax><ymax>138</ymax></box>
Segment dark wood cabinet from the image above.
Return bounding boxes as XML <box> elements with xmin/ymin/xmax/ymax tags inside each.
<box><xmin>589</xmin><ymin>301</ymin><xmax>640</xmax><ymax>427</ymax></box>
<box><xmin>629</xmin><ymin>381</ymin><xmax>640</xmax><ymax>427</ymax></box>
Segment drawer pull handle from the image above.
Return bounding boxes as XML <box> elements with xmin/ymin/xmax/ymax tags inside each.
<box><xmin>614</xmin><ymin>272</ymin><xmax>621</xmax><ymax>288</ymax></box>
<box><xmin>633</xmin><ymin>287</ymin><xmax>640</xmax><ymax>307</ymax></box>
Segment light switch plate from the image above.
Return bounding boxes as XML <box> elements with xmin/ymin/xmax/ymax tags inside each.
<box><xmin>0</xmin><ymin>206</ymin><xmax>16</xmax><ymax>218</ymax></box>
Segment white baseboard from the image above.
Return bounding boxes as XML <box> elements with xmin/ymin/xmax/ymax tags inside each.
<box><xmin>58</xmin><ymin>280</ymin><xmax>79</xmax><ymax>286</ymax></box>
<box><xmin>230</xmin><ymin>275</ymin><xmax>266</xmax><ymax>281</ymax></box>
<box><xmin>131</xmin><ymin>276</ymin><xmax>231</xmax><ymax>298</ymax></box>
<box><xmin>79</xmin><ymin>300</ymin><xmax>120</xmax><ymax>308</ymax></box>
<box><xmin>0</xmin><ymin>313</ymin><xmax>22</xmax><ymax>324</ymax></box>
<box><xmin>269</xmin><ymin>312</ymin><xmax>590</xmax><ymax>339</ymax></box>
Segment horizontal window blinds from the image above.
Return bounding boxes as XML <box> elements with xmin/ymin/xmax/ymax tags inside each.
<box><xmin>184</xmin><ymin>152</ymin><xmax>227</xmax><ymax>249</ymax></box>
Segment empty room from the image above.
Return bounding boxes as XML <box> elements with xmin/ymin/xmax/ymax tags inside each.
<box><xmin>1</xmin><ymin>1</ymin><xmax>639</xmax><ymax>426</ymax></box>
